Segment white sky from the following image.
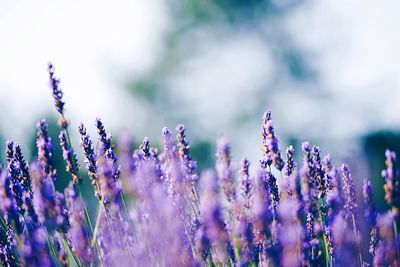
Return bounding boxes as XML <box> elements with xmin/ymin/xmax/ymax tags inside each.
<box><xmin>0</xmin><ymin>0</ymin><xmax>399</xmax><ymax>164</ymax></box>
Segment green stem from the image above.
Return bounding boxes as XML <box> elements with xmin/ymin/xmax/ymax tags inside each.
<box><xmin>393</xmin><ymin>219</ymin><xmax>400</xmax><ymax>260</ymax></box>
<box><xmin>322</xmin><ymin>233</ymin><xmax>330</xmax><ymax>267</ymax></box>
<box><xmin>120</xmin><ymin>192</ymin><xmax>137</xmax><ymax>242</ymax></box>
<box><xmin>91</xmin><ymin>202</ymin><xmax>103</xmax><ymax>247</ymax></box>
<box><xmin>0</xmin><ymin>218</ymin><xmax>22</xmax><ymax>263</ymax></box>
<box><xmin>317</xmin><ymin>198</ymin><xmax>330</xmax><ymax>267</ymax></box>
<box><xmin>351</xmin><ymin>215</ymin><xmax>363</xmax><ymax>267</ymax></box>
<box><xmin>45</xmin><ymin>230</ymin><xmax>60</xmax><ymax>266</ymax></box>
<box><xmin>62</xmin><ymin>235</ymin><xmax>82</xmax><ymax>267</ymax></box>
<box><xmin>77</xmin><ymin>187</ymin><xmax>104</xmax><ymax>267</ymax></box>
<box><xmin>78</xmin><ymin>189</ymin><xmax>94</xmax><ymax>234</ymax></box>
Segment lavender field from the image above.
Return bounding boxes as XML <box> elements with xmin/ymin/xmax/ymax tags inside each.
<box><xmin>0</xmin><ymin>64</ymin><xmax>397</xmax><ymax>267</ymax></box>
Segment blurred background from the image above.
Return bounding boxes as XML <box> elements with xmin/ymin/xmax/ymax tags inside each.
<box><xmin>0</xmin><ymin>0</ymin><xmax>400</xmax><ymax>213</ymax></box>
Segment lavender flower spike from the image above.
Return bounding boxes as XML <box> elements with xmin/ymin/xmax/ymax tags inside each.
<box><xmin>260</xmin><ymin>110</ymin><xmax>284</xmax><ymax>171</ymax></box>
<box><xmin>59</xmin><ymin>131</ymin><xmax>80</xmax><ymax>184</ymax></box>
<box><xmin>95</xmin><ymin>118</ymin><xmax>116</xmax><ymax>161</ymax></box>
<box><xmin>79</xmin><ymin>123</ymin><xmax>101</xmax><ymax>198</ymax></box>
<box><xmin>341</xmin><ymin>164</ymin><xmax>357</xmax><ymax>216</ymax></box>
<box><xmin>65</xmin><ymin>182</ymin><xmax>92</xmax><ymax>265</ymax></box>
<box><xmin>240</xmin><ymin>157</ymin><xmax>252</xmax><ymax>209</ymax></box>
<box><xmin>382</xmin><ymin>149</ymin><xmax>399</xmax><ymax>211</ymax></box>
<box><xmin>5</xmin><ymin>140</ymin><xmax>14</xmax><ymax>165</ymax></box>
<box><xmin>199</xmin><ymin>170</ymin><xmax>232</xmax><ymax>263</ymax></box>
<box><xmin>374</xmin><ymin>212</ymin><xmax>397</xmax><ymax>265</ymax></box>
<box><xmin>36</xmin><ymin>119</ymin><xmax>55</xmax><ymax>176</ymax></box>
<box><xmin>363</xmin><ymin>179</ymin><xmax>378</xmax><ymax>256</ymax></box>
<box><xmin>284</xmin><ymin>145</ymin><xmax>296</xmax><ymax>177</ymax></box>
<box><xmin>22</xmin><ymin>227</ymin><xmax>55</xmax><ymax>267</ymax></box>
<box><xmin>341</xmin><ymin>163</ymin><xmax>363</xmax><ymax>265</ymax></box>
<box><xmin>176</xmin><ymin>124</ymin><xmax>198</xmax><ymax>184</ymax></box>
<box><xmin>278</xmin><ymin>198</ymin><xmax>302</xmax><ymax>267</ymax></box>
<box><xmin>48</xmin><ymin>63</ymin><xmax>65</xmax><ymax>116</ymax></box>
<box><xmin>216</xmin><ymin>136</ymin><xmax>236</xmax><ymax>202</ymax></box>
<box><xmin>14</xmin><ymin>143</ymin><xmax>32</xmax><ymax>195</ymax></box>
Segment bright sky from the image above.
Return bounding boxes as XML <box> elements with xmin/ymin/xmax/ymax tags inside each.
<box><xmin>0</xmin><ymin>0</ymin><xmax>399</xmax><ymax>164</ymax></box>
<box><xmin>0</xmin><ymin>0</ymin><xmax>168</xmax><ymax>142</ymax></box>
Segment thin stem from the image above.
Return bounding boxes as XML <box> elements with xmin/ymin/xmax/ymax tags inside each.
<box><xmin>91</xmin><ymin>202</ymin><xmax>104</xmax><ymax>247</ymax></box>
<box><xmin>322</xmin><ymin>233</ymin><xmax>330</xmax><ymax>267</ymax></box>
<box><xmin>393</xmin><ymin>219</ymin><xmax>400</xmax><ymax>260</ymax></box>
<box><xmin>351</xmin><ymin>214</ymin><xmax>363</xmax><ymax>267</ymax></box>
<box><xmin>62</xmin><ymin>234</ymin><xmax>83</xmax><ymax>267</ymax></box>
<box><xmin>45</xmin><ymin>230</ymin><xmax>60</xmax><ymax>266</ymax></box>
<box><xmin>120</xmin><ymin>192</ymin><xmax>137</xmax><ymax>242</ymax></box>
<box><xmin>0</xmin><ymin>217</ymin><xmax>22</xmax><ymax>263</ymax></box>
<box><xmin>78</xmin><ymin>189</ymin><xmax>94</xmax><ymax>234</ymax></box>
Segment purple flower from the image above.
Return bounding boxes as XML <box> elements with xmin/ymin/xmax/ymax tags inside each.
<box><xmin>36</xmin><ymin>119</ymin><xmax>55</xmax><ymax>177</ymax></box>
<box><xmin>300</xmin><ymin>142</ymin><xmax>317</xmax><ymax>214</ymax></box>
<box><xmin>322</xmin><ymin>154</ymin><xmax>333</xmax><ymax>190</ymax></box>
<box><xmin>65</xmin><ymin>183</ymin><xmax>92</xmax><ymax>265</ymax></box>
<box><xmin>176</xmin><ymin>124</ymin><xmax>198</xmax><ymax>184</ymax></box>
<box><xmin>382</xmin><ymin>149</ymin><xmax>399</xmax><ymax>209</ymax></box>
<box><xmin>0</xmin><ymin>223</ymin><xmax>18</xmax><ymax>266</ymax></box>
<box><xmin>95</xmin><ymin>118</ymin><xmax>120</xmax><ymax>183</ymax></box>
<box><xmin>374</xmin><ymin>212</ymin><xmax>397</xmax><ymax>265</ymax></box>
<box><xmin>97</xmin><ymin>157</ymin><xmax>122</xmax><ymax>208</ymax></box>
<box><xmin>78</xmin><ymin>123</ymin><xmax>101</xmax><ymax>198</ymax></box>
<box><xmin>278</xmin><ymin>198</ymin><xmax>302</xmax><ymax>267</ymax></box>
<box><xmin>312</xmin><ymin>146</ymin><xmax>326</xmax><ymax>199</ymax></box>
<box><xmin>284</xmin><ymin>145</ymin><xmax>296</xmax><ymax>177</ymax></box>
<box><xmin>59</xmin><ymin>131</ymin><xmax>80</xmax><ymax>184</ymax></box>
<box><xmin>138</xmin><ymin>137</ymin><xmax>150</xmax><ymax>160</ymax></box>
<box><xmin>48</xmin><ymin>63</ymin><xmax>65</xmax><ymax>116</ymax></box>
<box><xmin>252</xmin><ymin>169</ymin><xmax>273</xmax><ymax>247</ymax></box>
<box><xmin>0</xmin><ymin>170</ymin><xmax>22</xmax><ymax>233</ymax></box>
<box><xmin>341</xmin><ymin>164</ymin><xmax>363</xmax><ymax>265</ymax></box>
<box><xmin>22</xmin><ymin>227</ymin><xmax>55</xmax><ymax>267</ymax></box>
<box><xmin>304</xmin><ymin>212</ymin><xmax>319</xmax><ymax>263</ymax></box>
<box><xmin>260</xmin><ymin>110</ymin><xmax>284</xmax><ymax>171</ymax></box>
<box><xmin>5</xmin><ymin>141</ymin><xmax>14</xmax><ymax>165</ymax></box>
<box><xmin>341</xmin><ymin>164</ymin><xmax>357</xmax><ymax>216</ymax></box>
<box><xmin>363</xmin><ymin>179</ymin><xmax>377</xmax><ymax>227</ymax></box>
<box><xmin>54</xmin><ymin>192</ymin><xmax>69</xmax><ymax>233</ymax></box>
<box><xmin>265</xmin><ymin>169</ymin><xmax>279</xmax><ymax>215</ymax></box>
<box><xmin>117</xmin><ymin>130</ymin><xmax>136</xmax><ymax>178</ymax></box>
<box><xmin>232</xmin><ymin>200</ymin><xmax>254</xmax><ymax>265</ymax></box>
<box><xmin>54</xmin><ymin>233</ymin><xmax>68</xmax><ymax>267</ymax></box>
<box><xmin>7</xmin><ymin>158</ymin><xmax>25</xmax><ymax>216</ymax></box>
<box><xmin>95</xmin><ymin>118</ymin><xmax>116</xmax><ymax>160</ymax></box>
<box><xmin>240</xmin><ymin>157</ymin><xmax>252</xmax><ymax>210</ymax></box>
<box><xmin>216</xmin><ymin>136</ymin><xmax>236</xmax><ymax>202</ymax></box>
<box><xmin>160</xmin><ymin>127</ymin><xmax>189</xmax><ymax>201</ymax></box>
<box><xmin>13</xmin><ymin>144</ymin><xmax>32</xmax><ymax>195</ymax></box>
<box><xmin>331</xmin><ymin>211</ymin><xmax>358</xmax><ymax>265</ymax></box>
<box><xmin>199</xmin><ymin>170</ymin><xmax>232</xmax><ymax>263</ymax></box>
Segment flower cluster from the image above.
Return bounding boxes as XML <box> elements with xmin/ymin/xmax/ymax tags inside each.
<box><xmin>0</xmin><ymin>64</ymin><xmax>399</xmax><ymax>266</ymax></box>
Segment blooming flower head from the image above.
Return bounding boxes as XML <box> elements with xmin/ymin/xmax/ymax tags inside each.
<box><xmin>59</xmin><ymin>131</ymin><xmax>80</xmax><ymax>184</ymax></box>
<box><xmin>341</xmin><ymin>164</ymin><xmax>357</xmax><ymax>216</ymax></box>
<box><xmin>199</xmin><ymin>170</ymin><xmax>232</xmax><ymax>263</ymax></box>
<box><xmin>36</xmin><ymin>119</ymin><xmax>55</xmax><ymax>177</ymax></box>
<box><xmin>284</xmin><ymin>145</ymin><xmax>296</xmax><ymax>177</ymax></box>
<box><xmin>260</xmin><ymin>110</ymin><xmax>284</xmax><ymax>171</ymax></box>
<box><xmin>22</xmin><ymin>227</ymin><xmax>55</xmax><ymax>267</ymax></box>
<box><xmin>240</xmin><ymin>157</ymin><xmax>252</xmax><ymax>209</ymax></box>
<box><xmin>48</xmin><ymin>63</ymin><xmax>66</xmax><ymax>115</ymax></box>
<box><xmin>65</xmin><ymin>183</ymin><xmax>92</xmax><ymax>265</ymax></box>
<box><xmin>78</xmin><ymin>123</ymin><xmax>101</xmax><ymax>198</ymax></box>
<box><xmin>175</xmin><ymin>124</ymin><xmax>198</xmax><ymax>184</ymax></box>
<box><xmin>216</xmin><ymin>136</ymin><xmax>235</xmax><ymax>202</ymax></box>
<box><xmin>382</xmin><ymin>149</ymin><xmax>399</xmax><ymax>210</ymax></box>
